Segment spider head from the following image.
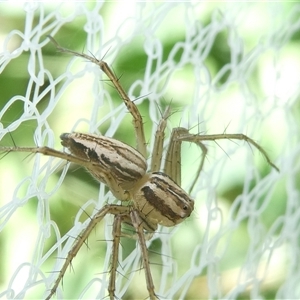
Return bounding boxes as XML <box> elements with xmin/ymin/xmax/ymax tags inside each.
<box><xmin>133</xmin><ymin>172</ymin><xmax>194</xmax><ymax>228</ymax></box>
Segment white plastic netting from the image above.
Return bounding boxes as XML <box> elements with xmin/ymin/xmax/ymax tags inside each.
<box><xmin>0</xmin><ymin>2</ymin><xmax>300</xmax><ymax>300</ymax></box>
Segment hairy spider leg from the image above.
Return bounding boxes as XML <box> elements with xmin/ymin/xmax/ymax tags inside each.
<box><xmin>44</xmin><ymin>205</ymin><xmax>130</xmax><ymax>300</ymax></box>
<box><xmin>150</xmin><ymin>106</ymin><xmax>172</xmax><ymax>172</ymax></box>
<box><xmin>0</xmin><ymin>145</ymin><xmax>130</xmax><ymax>201</ymax></box>
<box><xmin>48</xmin><ymin>36</ymin><xmax>147</xmax><ymax>158</ymax></box>
<box><xmin>109</xmin><ymin>214</ymin><xmax>122</xmax><ymax>300</ymax></box>
<box><xmin>175</xmin><ymin>131</ymin><xmax>279</xmax><ymax>193</ymax></box>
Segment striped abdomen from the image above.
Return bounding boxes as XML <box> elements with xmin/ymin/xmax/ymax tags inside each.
<box><xmin>60</xmin><ymin>133</ymin><xmax>147</xmax><ymax>190</ymax></box>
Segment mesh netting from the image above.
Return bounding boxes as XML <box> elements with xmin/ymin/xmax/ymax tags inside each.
<box><xmin>1</xmin><ymin>2</ymin><xmax>300</xmax><ymax>299</ymax></box>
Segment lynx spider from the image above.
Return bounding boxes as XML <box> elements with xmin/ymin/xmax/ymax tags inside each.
<box><xmin>1</xmin><ymin>36</ymin><xmax>279</xmax><ymax>300</ymax></box>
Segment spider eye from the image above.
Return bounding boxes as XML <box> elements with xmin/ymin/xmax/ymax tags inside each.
<box><xmin>183</xmin><ymin>205</ymin><xmax>188</xmax><ymax>210</ymax></box>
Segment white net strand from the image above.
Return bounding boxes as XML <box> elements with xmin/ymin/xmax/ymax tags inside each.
<box><xmin>0</xmin><ymin>2</ymin><xmax>300</xmax><ymax>299</ymax></box>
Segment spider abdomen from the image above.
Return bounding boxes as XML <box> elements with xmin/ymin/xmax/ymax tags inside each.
<box><xmin>60</xmin><ymin>132</ymin><xmax>147</xmax><ymax>190</ymax></box>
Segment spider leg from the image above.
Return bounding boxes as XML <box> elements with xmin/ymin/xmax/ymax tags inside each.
<box><xmin>163</xmin><ymin>127</ymin><xmax>207</xmax><ymax>192</ymax></box>
<box><xmin>163</xmin><ymin>127</ymin><xmax>186</xmax><ymax>186</ymax></box>
<box><xmin>0</xmin><ymin>146</ymin><xmax>90</xmax><ymax>165</ymax></box>
<box><xmin>0</xmin><ymin>146</ymin><xmax>130</xmax><ymax>201</ymax></box>
<box><xmin>189</xmin><ymin>141</ymin><xmax>207</xmax><ymax>194</ymax></box>
<box><xmin>130</xmin><ymin>209</ymin><xmax>158</xmax><ymax>300</ymax></box>
<box><xmin>109</xmin><ymin>211</ymin><xmax>158</xmax><ymax>299</ymax></box>
<box><xmin>150</xmin><ymin>106</ymin><xmax>172</xmax><ymax>172</ymax></box>
<box><xmin>45</xmin><ymin>205</ymin><xmax>130</xmax><ymax>300</ymax></box>
<box><xmin>177</xmin><ymin>132</ymin><xmax>279</xmax><ymax>171</ymax></box>
<box><xmin>48</xmin><ymin>36</ymin><xmax>147</xmax><ymax>158</ymax></box>
<box><xmin>173</xmin><ymin>131</ymin><xmax>279</xmax><ymax>193</ymax></box>
<box><xmin>108</xmin><ymin>214</ymin><xmax>123</xmax><ymax>300</ymax></box>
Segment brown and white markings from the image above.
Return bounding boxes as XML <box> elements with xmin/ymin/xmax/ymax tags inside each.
<box><xmin>0</xmin><ymin>36</ymin><xmax>279</xmax><ymax>300</ymax></box>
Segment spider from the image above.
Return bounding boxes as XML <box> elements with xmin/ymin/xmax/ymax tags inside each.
<box><xmin>0</xmin><ymin>36</ymin><xmax>279</xmax><ymax>300</ymax></box>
